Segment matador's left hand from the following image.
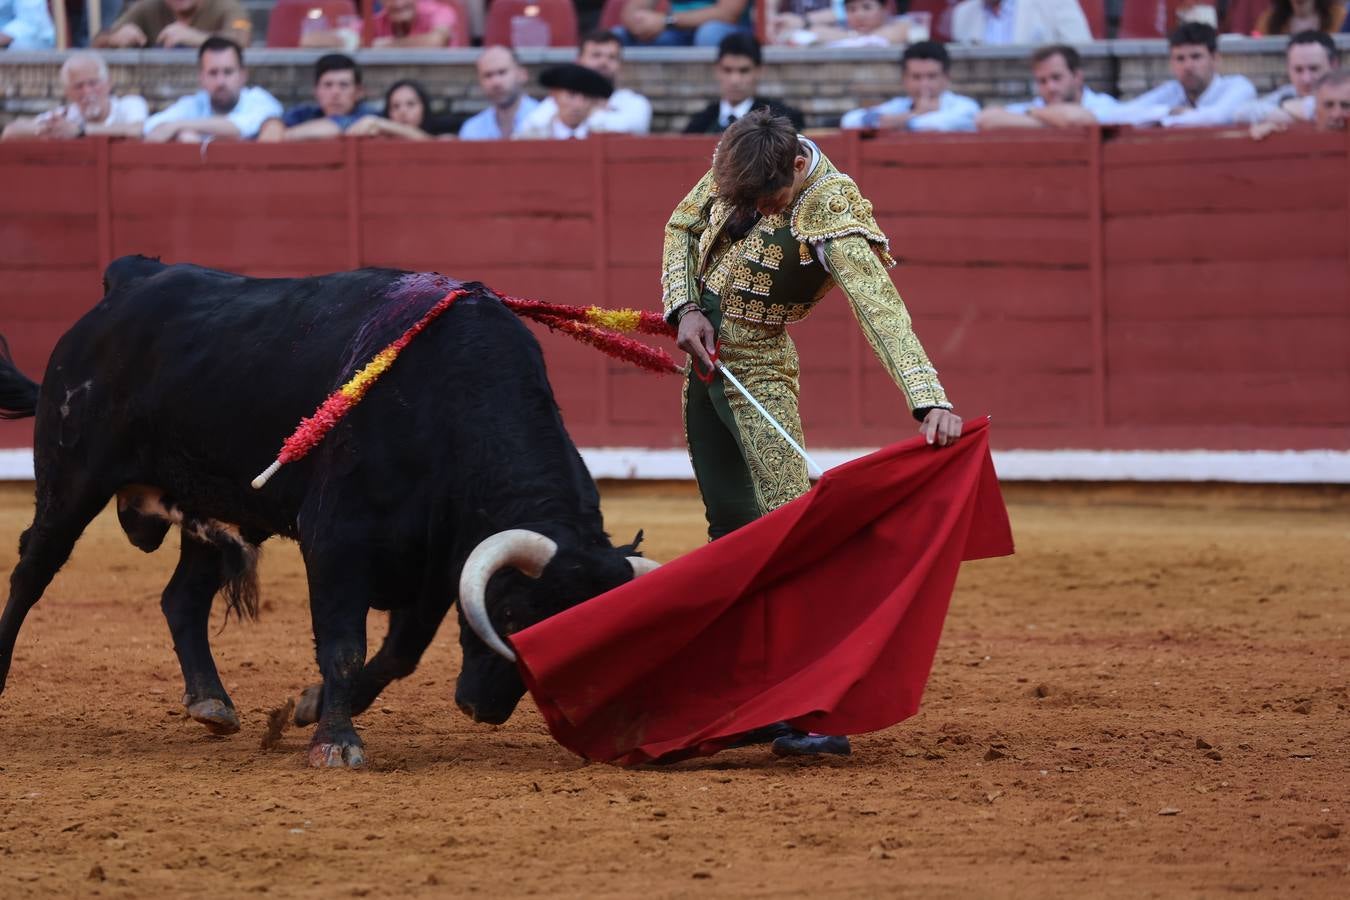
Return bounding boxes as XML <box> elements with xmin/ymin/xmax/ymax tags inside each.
<box><xmin>920</xmin><ymin>409</ymin><xmax>962</xmax><ymax>447</ymax></box>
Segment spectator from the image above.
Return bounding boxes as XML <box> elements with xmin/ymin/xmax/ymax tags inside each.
<box><xmin>1312</xmin><ymin>68</ymin><xmax>1350</xmax><ymax>128</ymax></box>
<box><xmin>1256</xmin><ymin>0</ymin><xmax>1346</xmax><ymax>34</ymax></box>
<box><xmin>1237</xmin><ymin>30</ymin><xmax>1337</xmax><ymax>128</ymax></box>
<box><xmin>347</xmin><ymin>79</ymin><xmax>456</xmax><ymax>141</ymax></box>
<box><xmin>0</xmin><ymin>0</ymin><xmax>55</xmax><ymax>49</ymax></box>
<box><xmin>1253</xmin><ymin>68</ymin><xmax>1350</xmax><ymax>136</ymax></box>
<box><xmin>773</xmin><ymin>0</ymin><xmax>910</xmax><ymax>47</ymax></box>
<box><xmin>258</xmin><ymin>54</ymin><xmax>374</xmax><ymax>142</ymax></box>
<box><xmin>683</xmin><ymin>33</ymin><xmax>806</xmax><ymax>133</ymax></box>
<box><xmin>840</xmin><ymin>41</ymin><xmax>980</xmax><ymax>132</ymax></box>
<box><xmin>142</xmin><ymin>37</ymin><xmax>282</xmax><ymax>143</ymax></box>
<box><xmin>616</xmin><ymin>0</ymin><xmax>750</xmax><ymax>48</ymax></box>
<box><xmin>459</xmin><ymin>46</ymin><xmax>539</xmax><ymax>140</ymax></box>
<box><xmin>978</xmin><ymin>44</ymin><xmax>1122</xmax><ymax>130</ymax></box>
<box><xmin>3</xmin><ymin>51</ymin><xmax>147</xmax><ymax>140</ymax></box>
<box><xmin>515</xmin><ymin>64</ymin><xmax>614</xmax><ymax>139</ymax></box>
<box><xmin>950</xmin><ymin>0</ymin><xmax>1091</xmax><ymax>45</ymax></box>
<box><xmin>1113</xmin><ymin>23</ymin><xmax>1256</xmax><ymax>127</ymax></box>
<box><xmin>95</xmin><ymin>0</ymin><xmax>251</xmax><ymax>48</ymax></box>
<box><xmin>372</xmin><ymin>0</ymin><xmax>462</xmax><ymax>47</ymax></box>
<box><xmin>520</xmin><ymin>30</ymin><xmax>652</xmax><ymax>136</ymax></box>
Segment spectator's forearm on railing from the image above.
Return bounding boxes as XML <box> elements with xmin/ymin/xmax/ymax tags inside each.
<box><xmin>371</xmin><ymin>30</ymin><xmax>452</xmax><ymax>48</ymax></box>
<box><xmin>975</xmin><ymin>108</ymin><xmax>1044</xmax><ymax>131</ymax></box>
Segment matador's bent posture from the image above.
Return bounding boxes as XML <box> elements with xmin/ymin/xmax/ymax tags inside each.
<box><xmin>660</xmin><ymin>110</ymin><xmax>964</xmax><ymax>756</ymax></box>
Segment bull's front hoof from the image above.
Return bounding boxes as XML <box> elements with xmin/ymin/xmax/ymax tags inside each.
<box><xmin>307</xmin><ymin>740</ymin><xmax>366</xmax><ymax>769</ymax></box>
<box><xmin>293</xmin><ymin>685</ymin><xmax>322</xmax><ymax>727</ymax></box>
<box><xmin>187</xmin><ymin>698</ymin><xmax>240</xmax><ymax>736</ymax></box>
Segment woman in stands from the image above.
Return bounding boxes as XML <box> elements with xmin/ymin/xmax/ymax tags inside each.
<box><xmin>347</xmin><ymin>79</ymin><xmax>456</xmax><ymax>141</ymax></box>
<box><xmin>1254</xmin><ymin>0</ymin><xmax>1347</xmax><ymax>34</ymax></box>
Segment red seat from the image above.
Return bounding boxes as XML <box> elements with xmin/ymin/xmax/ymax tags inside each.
<box><xmin>266</xmin><ymin>0</ymin><xmax>361</xmax><ymax>48</ymax></box>
<box><xmin>1118</xmin><ymin>0</ymin><xmax>1183</xmax><ymax>39</ymax></box>
<box><xmin>431</xmin><ymin>0</ymin><xmax>472</xmax><ymax>47</ymax></box>
<box><xmin>903</xmin><ymin>0</ymin><xmax>958</xmax><ymax>43</ymax></box>
<box><xmin>1078</xmin><ymin>0</ymin><xmax>1106</xmax><ymax>39</ymax></box>
<box><xmin>1223</xmin><ymin>0</ymin><xmax>1266</xmax><ymax>35</ymax></box>
<box><xmin>483</xmin><ymin>0</ymin><xmax>579</xmax><ymax>47</ymax></box>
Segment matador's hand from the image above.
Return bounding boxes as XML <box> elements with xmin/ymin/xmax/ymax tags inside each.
<box><xmin>676</xmin><ymin>308</ymin><xmax>716</xmax><ymax>376</ymax></box>
<box><xmin>920</xmin><ymin>408</ymin><xmax>962</xmax><ymax>447</ymax></box>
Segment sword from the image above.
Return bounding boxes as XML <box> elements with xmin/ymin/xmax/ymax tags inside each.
<box><xmin>715</xmin><ymin>362</ymin><xmax>826</xmax><ymax>478</ymax></box>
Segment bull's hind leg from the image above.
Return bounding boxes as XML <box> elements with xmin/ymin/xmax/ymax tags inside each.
<box><xmin>294</xmin><ymin>604</ymin><xmax>449</xmax><ymax>726</ymax></box>
<box><xmin>161</xmin><ymin>533</ymin><xmax>240</xmax><ymax>736</ymax></box>
<box><xmin>0</xmin><ymin>480</ymin><xmax>110</xmax><ymax>695</ymax></box>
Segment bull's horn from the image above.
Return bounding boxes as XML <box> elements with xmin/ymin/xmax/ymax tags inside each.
<box><xmin>458</xmin><ymin>529</ymin><xmax>558</xmax><ymax>663</ymax></box>
<box><xmin>627</xmin><ymin>557</ymin><xmax>661</xmax><ymax>577</ymax></box>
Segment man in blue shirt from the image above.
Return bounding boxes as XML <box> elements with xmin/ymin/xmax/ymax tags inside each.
<box><xmin>977</xmin><ymin>44</ymin><xmax>1123</xmax><ymax>131</ymax></box>
<box><xmin>459</xmin><ymin>46</ymin><xmax>539</xmax><ymax>140</ymax></box>
<box><xmin>258</xmin><ymin>54</ymin><xmax>375</xmax><ymax>142</ymax></box>
<box><xmin>144</xmin><ymin>37</ymin><xmax>282</xmax><ymax>142</ymax></box>
<box><xmin>0</xmin><ymin>0</ymin><xmax>55</xmax><ymax>49</ymax></box>
<box><xmin>840</xmin><ymin>41</ymin><xmax>980</xmax><ymax>133</ymax></box>
<box><xmin>1113</xmin><ymin>23</ymin><xmax>1256</xmax><ymax>128</ymax></box>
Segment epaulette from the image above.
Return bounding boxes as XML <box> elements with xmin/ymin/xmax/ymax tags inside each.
<box><xmin>790</xmin><ymin>174</ymin><xmax>895</xmax><ymax>267</ymax></box>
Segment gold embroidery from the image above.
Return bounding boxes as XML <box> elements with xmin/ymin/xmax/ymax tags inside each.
<box><xmin>792</xmin><ymin>173</ymin><xmax>895</xmax><ymax>268</ymax></box>
<box><xmin>750</xmin><ymin>271</ymin><xmax>773</xmax><ymax>296</ymax></box>
<box><xmin>761</xmin><ymin>243</ymin><xmax>784</xmax><ymax>270</ymax></box>
<box><xmin>824</xmin><ymin>235</ymin><xmax>950</xmax><ymax>412</ymax></box>
<box><xmin>718</xmin><ymin>315</ymin><xmax>810</xmax><ymax>513</ymax></box>
<box><xmin>660</xmin><ymin>169</ymin><xmax>718</xmax><ymax>320</ymax></box>
<box><xmin>720</xmin><ymin>294</ymin><xmax>813</xmax><ymax>324</ymax></box>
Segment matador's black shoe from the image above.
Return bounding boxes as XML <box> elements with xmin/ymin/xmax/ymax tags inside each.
<box><xmin>771</xmin><ymin>732</ymin><xmax>852</xmax><ymax>757</ymax></box>
<box><xmin>728</xmin><ymin>721</ymin><xmax>797</xmax><ymax>748</ymax></box>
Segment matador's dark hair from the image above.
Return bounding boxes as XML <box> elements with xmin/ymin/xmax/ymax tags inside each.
<box><xmin>713</xmin><ymin>109</ymin><xmax>799</xmax><ymax>214</ymax></box>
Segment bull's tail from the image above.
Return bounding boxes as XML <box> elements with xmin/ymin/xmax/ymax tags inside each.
<box><xmin>0</xmin><ymin>335</ymin><xmax>39</xmax><ymax>420</ymax></box>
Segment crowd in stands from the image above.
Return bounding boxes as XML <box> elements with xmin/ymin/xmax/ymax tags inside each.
<box><xmin>3</xmin><ymin>3</ymin><xmax>1350</xmax><ymax>142</ymax></box>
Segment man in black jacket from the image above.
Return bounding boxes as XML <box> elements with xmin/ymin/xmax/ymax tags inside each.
<box><xmin>683</xmin><ymin>33</ymin><xmax>805</xmax><ymax>134</ymax></box>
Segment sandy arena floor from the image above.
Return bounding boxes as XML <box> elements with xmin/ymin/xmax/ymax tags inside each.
<box><xmin>0</xmin><ymin>479</ymin><xmax>1346</xmax><ymax>899</ymax></box>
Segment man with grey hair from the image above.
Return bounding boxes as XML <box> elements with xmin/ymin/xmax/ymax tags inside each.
<box><xmin>2</xmin><ymin>52</ymin><xmax>148</xmax><ymax>141</ymax></box>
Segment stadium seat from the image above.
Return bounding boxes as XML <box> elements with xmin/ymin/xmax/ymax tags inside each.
<box><xmin>1079</xmin><ymin>0</ymin><xmax>1106</xmax><ymax>39</ymax></box>
<box><xmin>432</xmin><ymin>0</ymin><xmax>473</xmax><ymax>47</ymax></box>
<box><xmin>1223</xmin><ymin>0</ymin><xmax>1265</xmax><ymax>35</ymax></box>
<box><xmin>1118</xmin><ymin>0</ymin><xmax>1183</xmax><ymax>39</ymax></box>
<box><xmin>483</xmin><ymin>0</ymin><xmax>580</xmax><ymax>47</ymax></box>
<box><xmin>903</xmin><ymin>0</ymin><xmax>957</xmax><ymax>43</ymax></box>
<box><xmin>266</xmin><ymin>0</ymin><xmax>360</xmax><ymax>48</ymax></box>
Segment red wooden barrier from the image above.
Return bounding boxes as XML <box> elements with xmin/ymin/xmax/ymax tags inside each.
<box><xmin>1</xmin><ymin>130</ymin><xmax>1347</xmax><ymax>454</ymax></box>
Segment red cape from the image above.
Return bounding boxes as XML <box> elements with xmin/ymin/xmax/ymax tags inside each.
<box><xmin>513</xmin><ymin>417</ymin><xmax>1013</xmax><ymax>766</ymax></box>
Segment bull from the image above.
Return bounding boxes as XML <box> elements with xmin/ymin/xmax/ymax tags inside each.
<box><xmin>0</xmin><ymin>257</ymin><xmax>657</xmax><ymax>767</ymax></box>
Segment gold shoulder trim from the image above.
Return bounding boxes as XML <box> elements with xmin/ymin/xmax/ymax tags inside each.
<box><xmin>790</xmin><ymin>174</ymin><xmax>895</xmax><ymax>268</ymax></box>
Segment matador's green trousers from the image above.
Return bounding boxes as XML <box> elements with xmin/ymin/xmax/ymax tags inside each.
<box><xmin>683</xmin><ymin>291</ymin><xmax>813</xmax><ymax>541</ymax></box>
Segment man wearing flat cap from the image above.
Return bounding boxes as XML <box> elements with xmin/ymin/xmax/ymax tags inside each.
<box><xmin>515</xmin><ymin>63</ymin><xmax>614</xmax><ymax>140</ymax></box>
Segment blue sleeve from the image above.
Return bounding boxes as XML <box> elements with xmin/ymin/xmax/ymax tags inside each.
<box><xmin>1</xmin><ymin>0</ymin><xmax>55</xmax><ymax>48</ymax></box>
<box><xmin>840</xmin><ymin>97</ymin><xmax>911</xmax><ymax>130</ymax></box>
<box><xmin>282</xmin><ymin>104</ymin><xmax>320</xmax><ymax>128</ymax></box>
<box><xmin>909</xmin><ymin>95</ymin><xmax>979</xmax><ymax>133</ymax></box>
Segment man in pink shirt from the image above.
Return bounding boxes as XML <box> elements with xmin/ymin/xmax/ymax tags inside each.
<box><xmin>372</xmin><ymin>0</ymin><xmax>461</xmax><ymax>47</ymax></box>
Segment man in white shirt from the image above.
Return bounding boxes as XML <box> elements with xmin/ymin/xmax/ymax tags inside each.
<box><xmin>459</xmin><ymin>46</ymin><xmax>539</xmax><ymax>140</ymax></box>
<box><xmin>3</xmin><ymin>52</ymin><xmax>148</xmax><ymax>140</ymax></box>
<box><xmin>977</xmin><ymin>44</ymin><xmax>1121</xmax><ymax>130</ymax></box>
<box><xmin>1237</xmin><ymin>30</ymin><xmax>1337</xmax><ymax>131</ymax></box>
<box><xmin>515</xmin><ymin>63</ymin><xmax>613</xmax><ymax>140</ymax></box>
<box><xmin>143</xmin><ymin>37</ymin><xmax>283</xmax><ymax>142</ymax></box>
<box><xmin>840</xmin><ymin>41</ymin><xmax>980</xmax><ymax>133</ymax></box>
<box><xmin>520</xmin><ymin>31</ymin><xmax>652</xmax><ymax>136</ymax></box>
<box><xmin>950</xmin><ymin>0</ymin><xmax>1091</xmax><ymax>46</ymax></box>
<box><xmin>1113</xmin><ymin>23</ymin><xmax>1255</xmax><ymax>128</ymax></box>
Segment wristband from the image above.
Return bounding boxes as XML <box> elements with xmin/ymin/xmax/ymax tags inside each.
<box><xmin>676</xmin><ymin>303</ymin><xmax>701</xmax><ymax>321</ymax></box>
<box><xmin>665</xmin><ymin>12</ymin><xmax>677</xmax><ymax>27</ymax></box>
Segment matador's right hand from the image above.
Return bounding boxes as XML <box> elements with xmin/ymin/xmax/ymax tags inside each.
<box><xmin>676</xmin><ymin>307</ymin><xmax>717</xmax><ymax>377</ymax></box>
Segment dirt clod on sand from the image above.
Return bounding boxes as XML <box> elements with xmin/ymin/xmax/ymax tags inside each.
<box><xmin>0</xmin><ymin>480</ymin><xmax>1346</xmax><ymax>899</ymax></box>
<box><xmin>260</xmin><ymin>697</ymin><xmax>296</xmax><ymax>750</ymax></box>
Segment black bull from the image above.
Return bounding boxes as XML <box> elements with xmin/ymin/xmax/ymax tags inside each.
<box><xmin>0</xmin><ymin>257</ymin><xmax>657</xmax><ymax>767</ymax></box>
